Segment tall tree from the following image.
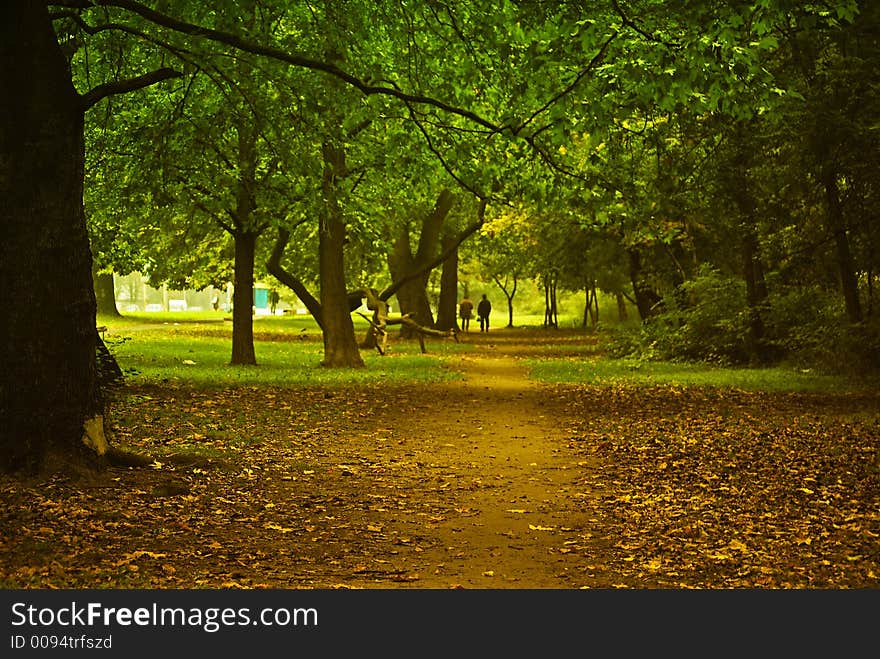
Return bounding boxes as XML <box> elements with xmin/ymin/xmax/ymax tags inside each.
<box><xmin>1</xmin><ymin>2</ymin><xmax>178</xmax><ymax>471</ymax></box>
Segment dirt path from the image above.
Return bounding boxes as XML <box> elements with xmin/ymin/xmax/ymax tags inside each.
<box><xmin>321</xmin><ymin>335</ymin><xmax>608</xmax><ymax>588</ymax></box>
<box><xmin>3</xmin><ymin>329</ymin><xmax>877</xmax><ymax>590</ymax></box>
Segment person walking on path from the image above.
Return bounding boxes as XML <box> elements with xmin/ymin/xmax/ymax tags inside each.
<box><xmin>477</xmin><ymin>294</ymin><xmax>492</xmax><ymax>332</ymax></box>
<box><xmin>459</xmin><ymin>297</ymin><xmax>474</xmax><ymax>332</ymax></box>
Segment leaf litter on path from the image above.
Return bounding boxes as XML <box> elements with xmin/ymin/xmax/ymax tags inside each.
<box><xmin>1</xmin><ymin>331</ymin><xmax>878</xmax><ymax>589</ymax></box>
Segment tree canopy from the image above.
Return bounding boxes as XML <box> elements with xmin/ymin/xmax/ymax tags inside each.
<box><xmin>1</xmin><ymin>0</ymin><xmax>877</xmax><ymax>473</ymax></box>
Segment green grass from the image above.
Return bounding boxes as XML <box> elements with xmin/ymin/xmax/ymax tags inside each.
<box><xmin>101</xmin><ymin>313</ymin><xmax>465</xmax><ymax>387</ymax></box>
<box><xmin>526</xmin><ymin>356</ymin><xmax>876</xmax><ymax>394</ymax></box>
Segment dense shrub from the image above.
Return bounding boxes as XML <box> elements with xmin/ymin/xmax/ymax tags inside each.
<box><xmin>608</xmin><ymin>266</ymin><xmax>751</xmax><ymax>364</ymax></box>
<box><xmin>606</xmin><ymin>272</ymin><xmax>880</xmax><ymax>375</ymax></box>
<box><xmin>767</xmin><ymin>287</ymin><xmax>880</xmax><ymax>375</ymax></box>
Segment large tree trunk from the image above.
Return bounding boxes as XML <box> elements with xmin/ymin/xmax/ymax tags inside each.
<box><xmin>319</xmin><ymin>142</ymin><xmax>363</xmax><ymax>368</ymax></box>
<box><xmin>434</xmin><ymin>235</ymin><xmax>459</xmax><ymax>331</ymax></box>
<box><xmin>93</xmin><ymin>269</ymin><xmax>121</xmax><ymax>317</ymax></box>
<box><xmin>231</xmin><ymin>229</ymin><xmax>258</xmax><ymax>365</ymax></box>
<box><xmin>388</xmin><ymin>232</ymin><xmax>434</xmax><ymax>334</ymax></box>
<box><xmin>1</xmin><ymin>3</ymin><xmax>105</xmax><ymax>472</ymax></box>
<box><xmin>387</xmin><ymin>189</ymin><xmax>454</xmax><ymax>337</ymax></box>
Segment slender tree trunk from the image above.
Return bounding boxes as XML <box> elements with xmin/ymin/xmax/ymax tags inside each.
<box><xmin>741</xmin><ymin>229</ymin><xmax>769</xmax><ymax>361</ymax></box>
<box><xmin>506</xmin><ymin>278</ymin><xmax>517</xmax><ymax>328</ymax></box>
<box><xmin>583</xmin><ymin>281</ymin><xmax>598</xmax><ymax>329</ymax></box>
<box><xmin>231</xmin><ymin>230</ymin><xmax>257</xmax><ymax>365</ymax></box>
<box><xmin>267</xmin><ymin>227</ymin><xmax>324</xmax><ymax>328</ymax></box>
<box><xmin>583</xmin><ymin>288</ymin><xmax>590</xmax><ymax>328</ymax></box>
<box><xmin>731</xmin><ymin>133</ymin><xmax>771</xmax><ymax>363</ymax></box>
<box><xmin>434</xmin><ymin>235</ymin><xmax>459</xmax><ymax>331</ymax></box>
<box><xmin>543</xmin><ymin>273</ymin><xmax>558</xmax><ymax>328</ymax></box>
<box><xmin>229</xmin><ymin>122</ymin><xmax>260</xmax><ymax>365</ymax></box>
<box><xmin>616</xmin><ymin>292</ymin><xmax>629</xmax><ymax>322</ymax></box>
<box><xmin>1</xmin><ymin>3</ymin><xmax>105</xmax><ymax>472</ymax></box>
<box><xmin>822</xmin><ymin>168</ymin><xmax>863</xmax><ymax>323</ymax></box>
<box><xmin>93</xmin><ymin>270</ymin><xmax>121</xmax><ymax>317</ymax></box>
<box><xmin>319</xmin><ymin>142</ymin><xmax>363</xmax><ymax>368</ymax></box>
<box><xmin>492</xmin><ymin>275</ymin><xmax>517</xmax><ymax>328</ymax></box>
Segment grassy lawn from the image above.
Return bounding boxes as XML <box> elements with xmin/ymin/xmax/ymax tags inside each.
<box><xmin>526</xmin><ymin>355</ymin><xmax>877</xmax><ymax>394</ymax></box>
<box><xmin>99</xmin><ymin>311</ymin><xmax>877</xmax><ymax>394</ymax></box>
<box><xmin>100</xmin><ymin>312</ymin><xmax>469</xmax><ymax>387</ymax></box>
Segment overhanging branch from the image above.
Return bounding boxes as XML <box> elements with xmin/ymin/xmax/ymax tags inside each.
<box><xmin>266</xmin><ymin>227</ymin><xmax>325</xmax><ymax>329</ymax></box>
<box><xmin>80</xmin><ymin>67</ymin><xmax>183</xmax><ymax>110</ymax></box>
<box><xmin>92</xmin><ymin>0</ymin><xmax>506</xmax><ymax>134</ymax></box>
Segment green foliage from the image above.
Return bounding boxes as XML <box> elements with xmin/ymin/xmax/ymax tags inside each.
<box><xmin>766</xmin><ymin>287</ymin><xmax>880</xmax><ymax>376</ymax></box>
<box><xmin>606</xmin><ymin>269</ymin><xmax>880</xmax><ymax>377</ymax></box>
<box><xmin>66</xmin><ymin>0</ymin><xmax>877</xmax><ymax>378</ymax></box>
<box><xmin>611</xmin><ymin>266</ymin><xmax>752</xmax><ymax>364</ymax></box>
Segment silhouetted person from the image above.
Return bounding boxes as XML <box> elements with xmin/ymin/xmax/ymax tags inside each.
<box><xmin>477</xmin><ymin>294</ymin><xmax>491</xmax><ymax>332</ymax></box>
<box><xmin>459</xmin><ymin>297</ymin><xmax>474</xmax><ymax>332</ymax></box>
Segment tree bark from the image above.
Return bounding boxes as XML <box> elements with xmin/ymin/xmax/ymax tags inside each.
<box><xmin>388</xmin><ymin>232</ymin><xmax>434</xmax><ymax>334</ymax></box>
<box><xmin>267</xmin><ymin>227</ymin><xmax>324</xmax><ymax>327</ymax></box>
<box><xmin>1</xmin><ymin>3</ymin><xmax>104</xmax><ymax>472</ymax></box>
<box><xmin>231</xmin><ymin>229</ymin><xmax>258</xmax><ymax>365</ymax></box>
<box><xmin>583</xmin><ymin>281</ymin><xmax>598</xmax><ymax>329</ymax></box>
<box><xmin>492</xmin><ymin>275</ymin><xmax>517</xmax><ymax>328</ymax></box>
<box><xmin>228</xmin><ymin>120</ymin><xmax>261</xmax><ymax>365</ymax></box>
<box><xmin>627</xmin><ymin>248</ymin><xmax>662</xmax><ymax>321</ymax></box>
<box><xmin>543</xmin><ymin>273</ymin><xmax>558</xmax><ymax>328</ymax></box>
<box><xmin>434</xmin><ymin>234</ymin><xmax>459</xmax><ymax>331</ymax></box>
<box><xmin>93</xmin><ymin>270</ymin><xmax>121</xmax><ymax>317</ymax></box>
<box><xmin>319</xmin><ymin>141</ymin><xmax>363</xmax><ymax>368</ymax></box>
<box><xmin>616</xmin><ymin>292</ymin><xmax>629</xmax><ymax>322</ymax></box>
<box><xmin>387</xmin><ymin>189</ymin><xmax>454</xmax><ymax>337</ymax></box>
<box><xmin>741</xmin><ymin>228</ymin><xmax>770</xmax><ymax>362</ymax></box>
<box><xmin>730</xmin><ymin>131</ymin><xmax>771</xmax><ymax>362</ymax></box>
